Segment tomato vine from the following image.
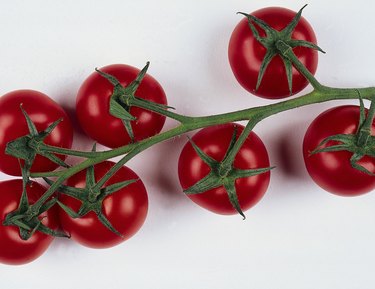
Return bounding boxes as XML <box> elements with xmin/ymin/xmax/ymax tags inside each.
<box><xmin>1</xmin><ymin>4</ymin><xmax>375</xmax><ymax>265</ymax></box>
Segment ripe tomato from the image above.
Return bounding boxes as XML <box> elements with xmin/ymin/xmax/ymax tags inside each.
<box><xmin>0</xmin><ymin>90</ymin><xmax>73</xmax><ymax>176</ymax></box>
<box><xmin>303</xmin><ymin>105</ymin><xmax>375</xmax><ymax>196</ymax></box>
<box><xmin>228</xmin><ymin>7</ymin><xmax>318</xmax><ymax>99</ymax></box>
<box><xmin>178</xmin><ymin>123</ymin><xmax>270</xmax><ymax>215</ymax></box>
<box><xmin>58</xmin><ymin>161</ymin><xmax>148</xmax><ymax>249</ymax></box>
<box><xmin>76</xmin><ymin>64</ymin><xmax>167</xmax><ymax>148</ymax></box>
<box><xmin>0</xmin><ymin>179</ymin><xmax>59</xmax><ymax>265</ymax></box>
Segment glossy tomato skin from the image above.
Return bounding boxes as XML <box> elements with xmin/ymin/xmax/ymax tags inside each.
<box><xmin>0</xmin><ymin>90</ymin><xmax>73</xmax><ymax>176</ymax></box>
<box><xmin>76</xmin><ymin>64</ymin><xmax>167</xmax><ymax>148</ymax></box>
<box><xmin>303</xmin><ymin>105</ymin><xmax>375</xmax><ymax>196</ymax></box>
<box><xmin>0</xmin><ymin>180</ymin><xmax>59</xmax><ymax>265</ymax></box>
<box><xmin>178</xmin><ymin>123</ymin><xmax>270</xmax><ymax>215</ymax></box>
<box><xmin>59</xmin><ymin>161</ymin><xmax>148</xmax><ymax>249</ymax></box>
<box><xmin>228</xmin><ymin>7</ymin><xmax>318</xmax><ymax>99</ymax></box>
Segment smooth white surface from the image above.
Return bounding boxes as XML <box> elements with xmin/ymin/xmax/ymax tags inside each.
<box><xmin>1</xmin><ymin>0</ymin><xmax>375</xmax><ymax>288</ymax></box>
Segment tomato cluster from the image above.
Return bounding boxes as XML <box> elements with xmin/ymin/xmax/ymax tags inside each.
<box><xmin>0</xmin><ymin>64</ymin><xmax>163</xmax><ymax>265</ymax></box>
<box><xmin>0</xmin><ymin>5</ymin><xmax>373</xmax><ymax>266</ymax></box>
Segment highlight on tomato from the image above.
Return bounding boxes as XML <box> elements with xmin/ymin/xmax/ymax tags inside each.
<box><xmin>178</xmin><ymin>123</ymin><xmax>271</xmax><ymax>216</ymax></box>
<box><xmin>0</xmin><ymin>90</ymin><xmax>73</xmax><ymax>176</ymax></box>
<box><xmin>228</xmin><ymin>6</ymin><xmax>321</xmax><ymax>99</ymax></box>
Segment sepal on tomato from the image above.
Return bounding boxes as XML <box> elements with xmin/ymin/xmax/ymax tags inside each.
<box><xmin>238</xmin><ymin>4</ymin><xmax>325</xmax><ymax>95</ymax></box>
<box><xmin>184</xmin><ymin>127</ymin><xmax>274</xmax><ymax>219</ymax></box>
<box><xmin>310</xmin><ymin>94</ymin><xmax>375</xmax><ymax>176</ymax></box>
<box><xmin>44</xmin><ymin>165</ymin><xmax>139</xmax><ymax>237</ymax></box>
<box><xmin>96</xmin><ymin>62</ymin><xmax>173</xmax><ymax>143</ymax></box>
<box><xmin>5</xmin><ymin>106</ymin><xmax>69</xmax><ymax>177</ymax></box>
<box><xmin>3</xmin><ymin>187</ymin><xmax>67</xmax><ymax>240</ymax></box>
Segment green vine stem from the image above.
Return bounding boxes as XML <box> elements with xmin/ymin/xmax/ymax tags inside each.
<box><xmin>219</xmin><ymin>119</ymin><xmax>259</xmax><ymax>175</ymax></box>
<box><xmin>26</xmin><ymin>84</ymin><xmax>375</xmax><ymax>216</ymax></box>
<box><xmin>276</xmin><ymin>40</ymin><xmax>325</xmax><ymax>91</ymax></box>
<box><xmin>31</xmin><ymin>88</ymin><xmax>375</xmax><ymax>178</ymax></box>
<box><xmin>22</xmin><ymin>37</ymin><xmax>375</xmax><ymax>219</ymax></box>
<box><xmin>4</xmin><ymin>5</ymin><xmax>374</xmax><ymax>238</ymax></box>
<box><xmin>357</xmin><ymin>98</ymin><xmax>375</xmax><ymax>146</ymax></box>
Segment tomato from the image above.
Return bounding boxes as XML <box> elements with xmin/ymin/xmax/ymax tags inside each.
<box><xmin>0</xmin><ymin>179</ymin><xmax>59</xmax><ymax>265</ymax></box>
<box><xmin>0</xmin><ymin>90</ymin><xmax>73</xmax><ymax>176</ymax></box>
<box><xmin>76</xmin><ymin>64</ymin><xmax>167</xmax><ymax>148</ymax></box>
<box><xmin>303</xmin><ymin>105</ymin><xmax>375</xmax><ymax>196</ymax></box>
<box><xmin>178</xmin><ymin>123</ymin><xmax>270</xmax><ymax>215</ymax></box>
<box><xmin>58</xmin><ymin>161</ymin><xmax>148</xmax><ymax>249</ymax></box>
<box><xmin>228</xmin><ymin>7</ymin><xmax>318</xmax><ymax>99</ymax></box>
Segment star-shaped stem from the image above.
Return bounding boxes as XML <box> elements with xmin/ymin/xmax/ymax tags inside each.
<box><xmin>96</xmin><ymin>62</ymin><xmax>173</xmax><ymax>142</ymax></box>
<box><xmin>310</xmin><ymin>93</ymin><xmax>375</xmax><ymax>176</ymax></box>
<box><xmin>44</xmin><ymin>166</ymin><xmax>138</xmax><ymax>237</ymax></box>
<box><xmin>3</xmin><ymin>184</ymin><xmax>68</xmax><ymax>240</ymax></box>
<box><xmin>5</xmin><ymin>106</ymin><xmax>69</xmax><ymax>180</ymax></box>
<box><xmin>238</xmin><ymin>5</ymin><xmax>325</xmax><ymax>94</ymax></box>
<box><xmin>184</xmin><ymin>128</ymin><xmax>274</xmax><ymax>219</ymax></box>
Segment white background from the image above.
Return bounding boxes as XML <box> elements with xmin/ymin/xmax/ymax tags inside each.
<box><xmin>1</xmin><ymin>0</ymin><xmax>375</xmax><ymax>288</ymax></box>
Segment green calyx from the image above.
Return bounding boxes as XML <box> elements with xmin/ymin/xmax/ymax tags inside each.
<box><xmin>96</xmin><ymin>61</ymin><xmax>172</xmax><ymax>142</ymax></box>
<box><xmin>44</xmin><ymin>164</ymin><xmax>138</xmax><ymax>237</ymax></box>
<box><xmin>238</xmin><ymin>4</ymin><xmax>325</xmax><ymax>94</ymax></box>
<box><xmin>2</xmin><ymin>186</ymin><xmax>67</xmax><ymax>240</ymax></box>
<box><xmin>311</xmin><ymin>94</ymin><xmax>375</xmax><ymax>176</ymax></box>
<box><xmin>184</xmin><ymin>126</ymin><xmax>274</xmax><ymax>219</ymax></box>
<box><xmin>5</xmin><ymin>106</ymin><xmax>69</xmax><ymax>178</ymax></box>
<box><xmin>3</xmin><ymin>107</ymin><xmax>70</xmax><ymax>239</ymax></box>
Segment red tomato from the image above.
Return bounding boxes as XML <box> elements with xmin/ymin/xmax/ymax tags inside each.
<box><xmin>76</xmin><ymin>64</ymin><xmax>167</xmax><ymax>148</ymax></box>
<box><xmin>228</xmin><ymin>7</ymin><xmax>318</xmax><ymax>99</ymax></box>
<box><xmin>0</xmin><ymin>90</ymin><xmax>73</xmax><ymax>176</ymax></box>
<box><xmin>59</xmin><ymin>161</ymin><xmax>148</xmax><ymax>249</ymax></box>
<box><xmin>303</xmin><ymin>105</ymin><xmax>375</xmax><ymax>196</ymax></box>
<box><xmin>178</xmin><ymin>123</ymin><xmax>270</xmax><ymax>215</ymax></box>
<box><xmin>0</xmin><ymin>179</ymin><xmax>59</xmax><ymax>265</ymax></box>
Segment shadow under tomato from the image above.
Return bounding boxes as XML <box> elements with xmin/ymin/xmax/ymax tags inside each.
<box><xmin>270</xmin><ymin>122</ymin><xmax>309</xmax><ymax>180</ymax></box>
<box><xmin>62</xmin><ymin>102</ymin><xmax>90</xmax><ymax>139</ymax></box>
<box><xmin>152</xmin><ymin>133</ymin><xmax>191</xmax><ymax>202</ymax></box>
